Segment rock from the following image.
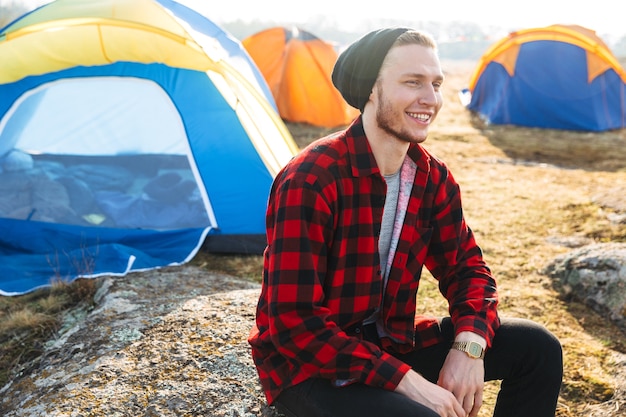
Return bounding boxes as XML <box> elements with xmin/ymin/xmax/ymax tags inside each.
<box><xmin>0</xmin><ymin>266</ymin><xmax>283</xmax><ymax>417</ymax></box>
<box><xmin>544</xmin><ymin>243</ymin><xmax>626</xmax><ymax>331</ymax></box>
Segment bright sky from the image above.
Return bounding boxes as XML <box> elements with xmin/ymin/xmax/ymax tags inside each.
<box><xmin>8</xmin><ymin>0</ymin><xmax>626</xmax><ymax>42</ymax></box>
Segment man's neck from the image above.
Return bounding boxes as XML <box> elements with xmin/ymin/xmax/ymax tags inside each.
<box><xmin>363</xmin><ymin>117</ymin><xmax>410</xmax><ymax>176</ymax></box>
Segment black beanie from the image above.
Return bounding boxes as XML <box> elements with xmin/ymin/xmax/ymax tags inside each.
<box><xmin>332</xmin><ymin>27</ymin><xmax>411</xmax><ymax>112</ymax></box>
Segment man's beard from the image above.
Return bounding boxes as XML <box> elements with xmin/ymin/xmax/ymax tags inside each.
<box><xmin>375</xmin><ymin>87</ymin><xmax>428</xmax><ymax>144</ymax></box>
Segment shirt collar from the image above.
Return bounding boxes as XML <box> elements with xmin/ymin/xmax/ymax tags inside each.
<box><xmin>344</xmin><ymin>116</ymin><xmax>431</xmax><ymax>178</ymax></box>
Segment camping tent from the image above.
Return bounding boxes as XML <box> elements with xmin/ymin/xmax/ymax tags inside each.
<box><xmin>0</xmin><ymin>0</ymin><xmax>299</xmax><ymax>295</ymax></box>
<box><xmin>464</xmin><ymin>24</ymin><xmax>626</xmax><ymax>131</ymax></box>
<box><xmin>243</xmin><ymin>26</ymin><xmax>359</xmax><ymax>128</ymax></box>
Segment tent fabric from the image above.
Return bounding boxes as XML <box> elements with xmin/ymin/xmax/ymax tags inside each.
<box><xmin>243</xmin><ymin>26</ymin><xmax>359</xmax><ymax>128</ymax></box>
<box><xmin>0</xmin><ymin>0</ymin><xmax>299</xmax><ymax>296</ymax></box>
<box><xmin>465</xmin><ymin>24</ymin><xmax>626</xmax><ymax>131</ymax></box>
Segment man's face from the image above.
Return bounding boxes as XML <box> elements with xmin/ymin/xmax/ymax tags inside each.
<box><xmin>371</xmin><ymin>44</ymin><xmax>444</xmax><ymax>144</ymax></box>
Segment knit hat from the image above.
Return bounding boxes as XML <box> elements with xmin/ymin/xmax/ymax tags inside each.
<box><xmin>332</xmin><ymin>27</ymin><xmax>410</xmax><ymax>112</ymax></box>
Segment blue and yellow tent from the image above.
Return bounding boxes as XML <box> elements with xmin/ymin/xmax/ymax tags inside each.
<box><xmin>0</xmin><ymin>0</ymin><xmax>299</xmax><ymax>295</ymax></box>
<box><xmin>465</xmin><ymin>24</ymin><xmax>626</xmax><ymax>131</ymax></box>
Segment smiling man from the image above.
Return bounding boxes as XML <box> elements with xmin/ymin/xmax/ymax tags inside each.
<box><xmin>249</xmin><ymin>28</ymin><xmax>563</xmax><ymax>417</ymax></box>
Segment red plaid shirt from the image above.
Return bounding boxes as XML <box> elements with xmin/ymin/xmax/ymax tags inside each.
<box><xmin>249</xmin><ymin>117</ymin><xmax>500</xmax><ymax>404</ymax></box>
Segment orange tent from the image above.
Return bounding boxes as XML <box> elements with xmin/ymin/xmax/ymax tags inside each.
<box><xmin>243</xmin><ymin>26</ymin><xmax>359</xmax><ymax>128</ymax></box>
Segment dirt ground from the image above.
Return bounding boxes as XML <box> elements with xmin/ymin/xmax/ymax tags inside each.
<box><xmin>419</xmin><ymin>60</ymin><xmax>626</xmax><ymax>416</ymax></box>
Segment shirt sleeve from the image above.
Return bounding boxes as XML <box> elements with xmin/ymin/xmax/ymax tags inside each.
<box><xmin>263</xmin><ymin>172</ymin><xmax>411</xmax><ymax>390</ymax></box>
<box><xmin>424</xmin><ymin>167</ymin><xmax>500</xmax><ymax>347</ymax></box>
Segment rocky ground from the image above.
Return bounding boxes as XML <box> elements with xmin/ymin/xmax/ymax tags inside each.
<box><xmin>3</xmin><ymin>256</ymin><xmax>624</xmax><ymax>417</ymax></box>
<box><xmin>0</xmin><ymin>267</ymin><xmax>281</xmax><ymax>416</ymax></box>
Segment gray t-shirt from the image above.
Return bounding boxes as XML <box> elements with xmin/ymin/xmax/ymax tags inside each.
<box><xmin>363</xmin><ymin>169</ymin><xmax>400</xmax><ymax>326</ymax></box>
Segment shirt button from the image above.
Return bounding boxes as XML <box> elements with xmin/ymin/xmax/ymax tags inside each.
<box><xmin>354</xmin><ymin>328</ymin><xmax>361</xmax><ymax>334</ymax></box>
<box><xmin>377</xmin><ymin>270</ymin><xmax>382</xmax><ymax>275</ymax></box>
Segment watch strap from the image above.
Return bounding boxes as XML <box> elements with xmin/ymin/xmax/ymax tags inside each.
<box><xmin>451</xmin><ymin>341</ymin><xmax>485</xmax><ymax>359</ymax></box>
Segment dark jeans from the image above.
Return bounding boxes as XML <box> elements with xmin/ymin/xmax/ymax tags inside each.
<box><xmin>273</xmin><ymin>317</ymin><xmax>563</xmax><ymax>417</ymax></box>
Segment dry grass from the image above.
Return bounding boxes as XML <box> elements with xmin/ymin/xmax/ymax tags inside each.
<box><xmin>2</xmin><ymin>59</ymin><xmax>626</xmax><ymax>416</ymax></box>
<box><xmin>0</xmin><ymin>278</ymin><xmax>97</xmax><ymax>386</ymax></box>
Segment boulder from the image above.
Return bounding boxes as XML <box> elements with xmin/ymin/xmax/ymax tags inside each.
<box><xmin>544</xmin><ymin>243</ymin><xmax>626</xmax><ymax>331</ymax></box>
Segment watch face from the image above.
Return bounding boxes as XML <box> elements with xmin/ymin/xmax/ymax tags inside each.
<box><xmin>468</xmin><ymin>342</ymin><xmax>482</xmax><ymax>358</ymax></box>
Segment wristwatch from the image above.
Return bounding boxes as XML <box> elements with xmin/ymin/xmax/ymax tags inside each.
<box><xmin>451</xmin><ymin>341</ymin><xmax>485</xmax><ymax>359</ymax></box>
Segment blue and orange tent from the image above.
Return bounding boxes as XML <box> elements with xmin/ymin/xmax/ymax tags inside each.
<box><xmin>464</xmin><ymin>24</ymin><xmax>626</xmax><ymax>131</ymax></box>
<box><xmin>0</xmin><ymin>0</ymin><xmax>299</xmax><ymax>295</ymax></box>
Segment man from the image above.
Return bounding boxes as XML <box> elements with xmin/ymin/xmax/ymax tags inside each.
<box><xmin>249</xmin><ymin>28</ymin><xmax>563</xmax><ymax>417</ymax></box>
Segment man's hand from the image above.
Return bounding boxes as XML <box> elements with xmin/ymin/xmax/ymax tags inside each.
<box><xmin>438</xmin><ymin>332</ymin><xmax>486</xmax><ymax>417</ymax></box>
<box><xmin>395</xmin><ymin>369</ymin><xmax>466</xmax><ymax>417</ymax></box>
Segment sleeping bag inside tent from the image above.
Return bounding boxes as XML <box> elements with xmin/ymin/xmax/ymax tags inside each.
<box><xmin>0</xmin><ymin>0</ymin><xmax>299</xmax><ymax>295</ymax></box>
<box><xmin>465</xmin><ymin>24</ymin><xmax>626</xmax><ymax>131</ymax></box>
<box><xmin>243</xmin><ymin>26</ymin><xmax>359</xmax><ymax>128</ymax></box>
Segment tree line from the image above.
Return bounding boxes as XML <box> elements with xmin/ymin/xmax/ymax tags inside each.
<box><xmin>2</xmin><ymin>3</ymin><xmax>625</xmax><ymax>60</ymax></box>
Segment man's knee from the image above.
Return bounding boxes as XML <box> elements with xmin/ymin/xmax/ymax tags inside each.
<box><xmin>502</xmin><ymin>317</ymin><xmax>563</xmax><ymax>376</ymax></box>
